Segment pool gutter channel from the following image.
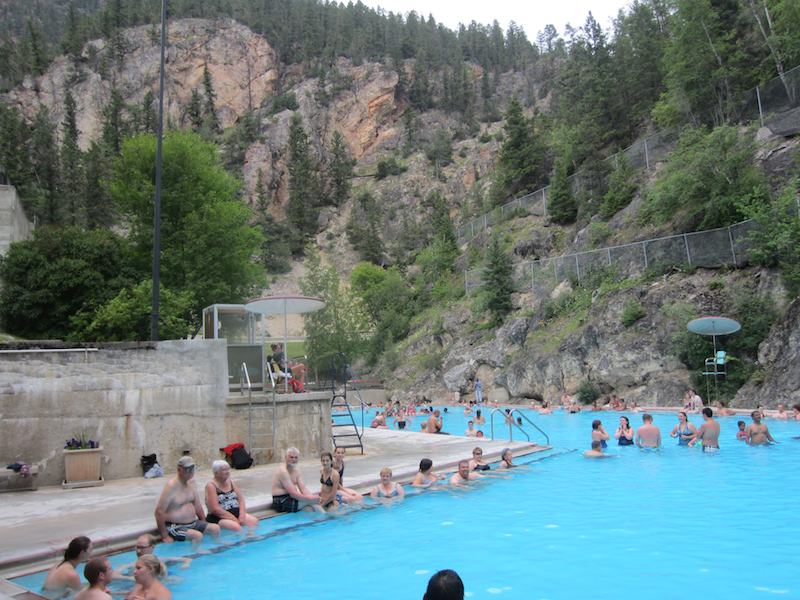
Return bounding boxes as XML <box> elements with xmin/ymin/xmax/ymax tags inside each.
<box><xmin>0</xmin><ymin>443</ymin><xmax>546</xmax><ymax>582</ymax></box>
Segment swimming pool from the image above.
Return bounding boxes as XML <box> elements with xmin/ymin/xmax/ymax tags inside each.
<box><xmin>15</xmin><ymin>410</ymin><xmax>800</xmax><ymax>599</ymax></box>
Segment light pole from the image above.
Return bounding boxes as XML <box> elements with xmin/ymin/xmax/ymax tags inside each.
<box><xmin>151</xmin><ymin>0</ymin><xmax>167</xmax><ymax>341</ymax></box>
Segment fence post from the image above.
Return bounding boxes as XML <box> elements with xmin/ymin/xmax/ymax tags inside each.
<box><xmin>644</xmin><ymin>138</ymin><xmax>650</xmax><ymax>171</ymax></box>
<box><xmin>542</xmin><ymin>188</ymin><xmax>547</xmax><ymax>217</ymax></box>
<box><xmin>484</xmin><ymin>215</ymin><xmax>488</xmax><ymax>230</ymax></box>
<box><xmin>607</xmin><ymin>247</ymin><xmax>612</xmax><ymax>265</ymax></box>
<box><xmin>642</xmin><ymin>241</ymin><xmax>648</xmax><ymax>269</ymax></box>
<box><xmin>471</xmin><ymin>221</ymin><xmax>474</xmax><ymax>238</ymax></box>
<box><xmin>530</xmin><ymin>261</ymin><xmax>535</xmax><ymax>294</ymax></box>
<box><xmin>756</xmin><ymin>85</ymin><xmax>764</xmax><ymax>128</ymax></box>
<box><xmin>465</xmin><ymin>270</ymin><xmax>470</xmax><ymax>296</ymax></box>
<box><xmin>553</xmin><ymin>257</ymin><xmax>558</xmax><ymax>281</ymax></box>
<box><xmin>575</xmin><ymin>255</ymin><xmax>581</xmax><ymax>283</ymax></box>
<box><xmin>727</xmin><ymin>226</ymin><xmax>738</xmax><ymax>266</ymax></box>
<box><xmin>683</xmin><ymin>234</ymin><xmax>691</xmax><ymax>266</ymax></box>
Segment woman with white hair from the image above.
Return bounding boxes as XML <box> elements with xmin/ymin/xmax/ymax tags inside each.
<box><xmin>204</xmin><ymin>460</ymin><xmax>258</xmax><ymax>532</ymax></box>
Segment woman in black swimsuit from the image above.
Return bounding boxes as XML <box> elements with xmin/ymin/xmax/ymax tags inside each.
<box><xmin>468</xmin><ymin>447</ymin><xmax>491</xmax><ymax>471</ymax></box>
<box><xmin>205</xmin><ymin>460</ymin><xmax>258</xmax><ymax>532</ymax></box>
<box><xmin>319</xmin><ymin>452</ymin><xmax>340</xmax><ymax>511</ymax></box>
<box><xmin>615</xmin><ymin>416</ymin><xmax>635</xmax><ymax>446</ymax></box>
<box><xmin>332</xmin><ymin>447</ymin><xmax>363</xmax><ymax>503</ymax></box>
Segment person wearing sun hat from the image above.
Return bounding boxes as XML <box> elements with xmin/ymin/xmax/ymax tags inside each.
<box><xmin>154</xmin><ymin>456</ymin><xmax>220</xmax><ymax>543</ymax></box>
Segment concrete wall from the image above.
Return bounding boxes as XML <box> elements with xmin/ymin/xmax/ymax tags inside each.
<box><xmin>0</xmin><ymin>184</ymin><xmax>33</xmax><ymax>258</ymax></box>
<box><xmin>0</xmin><ymin>341</ymin><xmax>331</xmax><ymax>486</ymax></box>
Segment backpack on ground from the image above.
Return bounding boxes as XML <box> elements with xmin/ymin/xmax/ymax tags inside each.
<box><xmin>230</xmin><ymin>446</ymin><xmax>253</xmax><ymax>469</ymax></box>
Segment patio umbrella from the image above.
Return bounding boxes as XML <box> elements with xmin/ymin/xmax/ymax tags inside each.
<box><xmin>687</xmin><ymin>316</ymin><xmax>741</xmax><ymax>401</ymax></box>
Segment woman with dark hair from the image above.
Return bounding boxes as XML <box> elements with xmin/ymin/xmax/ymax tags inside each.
<box><xmin>670</xmin><ymin>411</ymin><xmax>697</xmax><ymax>446</ymax></box>
<box><xmin>615</xmin><ymin>416</ymin><xmax>635</xmax><ymax>446</ymax></box>
<box><xmin>468</xmin><ymin>447</ymin><xmax>490</xmax><ymax>471</ymax></box>
<box><xmin>591</xmin><ymin>420</ymin><xmax>610</xmax><ymax>448</ymax></box>
<box><xmin>318</xmin><ymin>451</ymin><xmax>340</xmax><ymax>511</ymax></box>
<box><xmin>474</xmin><ymin>409</ymin><xmax>485</xmax><ymax>425</ymax></box>
<box><xmin>332</xmin><ymin>446</ymin><xmax>363</xmax><ymax>503</ymax></box>
<box><xmin>411</xmin><ymin>458</ymin><xmax>440</xmax><ymax>487</ymax></box>
<box><xmin>43</xmin><ymin>535</ymin><xmax>92</xmax><ymax>592</ymax></box>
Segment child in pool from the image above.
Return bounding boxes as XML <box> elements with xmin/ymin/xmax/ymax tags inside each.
<box><xmin>736</xmin><ymin>421</ymin><xmax>748</xmax><ymax>441</ymax></box>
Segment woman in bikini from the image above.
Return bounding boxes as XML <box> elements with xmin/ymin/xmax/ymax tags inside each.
<box><xmin>468</xmin><ymin>447</ymin><xmax>491</xmax><ymax>471</ymax></box>
<box><xmin>205</xmin><ymin>460</ymin><xmax>258</xmax><ymax>533</ymax></box>
<box><xmin>43</xmin><ymin>536</ymin><xmax>92</xmax><ymax>593</ymax></box>
<box><xmin>411</xmin><ymin>458</ymin><xmax>440</xmax><ymax>487</ymax></box>
<box><xmin>615</xmin><ymin>416</ymin><xmax>635</xmax><ymax>446</ymax></box>
<box><xmin>670</xmin><ymin>411</ymin><xmax>697</xmax><ymax>446</ymax></box>
<box><xmin>332</xmin><ymin>447</ymin><xmax>363</xmax><ymax>503</ymax></box>
<box><xmin>370</xmin><ymin>467</ymin><xmax>404</xmax><ymax>500</ymax></box>
<box><xmin>318</xmin><ymin>451</ymin><xmax>340</xmax><ymax>511</ymax></box>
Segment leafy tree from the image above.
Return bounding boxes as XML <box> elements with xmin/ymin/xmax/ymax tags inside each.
<box><xmin>59</xmin><ymin>89</ymin><xmax>84</xmax><ymax>226</ymax></box>
<box><xmin>482</xmin><ymin>234</ymin><xmax>514</xmax><ymax>325</ymax></box>
<box><xmin>0</xmin><ymin>227</ymin><xmax>137</xmax><ymax>340</ymax></box>
<box><xmin>743</xmin><ymin>180</ymin><xmax>800</xmax><ymax>298</ymax></box>
<box><xmin>643</xmin><ymin>125</ymin><xmax>768</xmax><ymax>229</ymax></box>
<box><xmin>327</xmin><ymin>131</ymin><xmax>355</xmax><ymax>206</ymax></box>
<box><xmin>299</xmin><ymin>245</ymin><xmax>371</xmax><ymax>367</ymax></box>
<box><xmin>73</xmin><ymin>280</ymin><xmax>193</xmax><ymax>341</ymax></box>
<box><xmin>286</xmin><ymin>113</ymin><xmax>320</xmax><ymax>249</ymax></box>
<box><xmin>547</xmin><ymin>154</ymin><xmax>577</xmax><ymax>224</ymax></box>
<box><xmin>111</xmin><ymin>131</ymin><xmax>263</xmax><ymax>317</ymax></box>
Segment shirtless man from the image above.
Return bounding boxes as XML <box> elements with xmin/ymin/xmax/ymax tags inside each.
<box><xmin>746</xmin><ymin>411</ymin><xmax>776</xmax><ymax>445</ymax></box>
<box><xmin>636</xmin><ymin>414</ymin><xmax>661</xmax><ymax>448</ymax></box>
<box><xmin>427</xmin><ymin>410</ymin><xmax>444</xmax><ymax>434</ymax></box>
<box><xmin>464</xmin><ymin>420</ymin><xmax>477</xmax><ymax>437</ymax></box>
<box><xmin>689</xmin><ymin>407</ymin><xmax>721</xmax><ymax>451</ymax></box>
<box><xmin>154</xmin><ymin>456</ymin><xmax>220</xmax><ymax>543</ymax></box>
<box><xmin>270</xmin><ymin>447</ymin><xmax>321</xmax><ymax>512</ymax></box>
<box><xmin>450</xmin><ymin>460</ymin><xmax>481</xmax><ymax>485</ymax></box>
<box><xmin>584</xmin><ymin>440</ymin><xmax>613</xmax><ymax>458</ymax></box>
<box><xmin>774</xmin><ymin>404</ymin><xmax>789</xmax><ymax>420</ymax></box>
<box><xmin>75</xmin><ymin>558</ymin><xmax>113</xmax><ymax>600</ymax></box>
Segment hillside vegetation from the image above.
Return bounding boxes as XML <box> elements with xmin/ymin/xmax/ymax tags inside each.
<box><xmin>1</xmin><ymin>0</ymin><xmax>799</xmax><ymax>405</ymax></box>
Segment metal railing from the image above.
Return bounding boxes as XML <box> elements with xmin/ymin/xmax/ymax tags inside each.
<box><xmin>489</xmin><ymin>408</ymin><xmax>550</xmax><ymax>445</ymax></box>
<box><xmin>456</xmin><ymin>63</ymin><xmax>800</xmax><ymax>244</ymax></box>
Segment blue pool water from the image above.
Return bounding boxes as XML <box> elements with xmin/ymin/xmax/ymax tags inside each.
<box><xmin>15</xmin><ymin>409</ymin><xmax>800</xmax><ymax>599</ymax></box>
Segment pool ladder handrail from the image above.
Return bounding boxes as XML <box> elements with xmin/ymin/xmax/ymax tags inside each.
<box><xmin>489</xmin><ymin>408</ymin><xmax>550</xmax><ymax>445</ymax></box>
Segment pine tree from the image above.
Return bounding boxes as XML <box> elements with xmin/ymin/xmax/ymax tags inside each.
<box><xmin>482</xmin><ymin>234</ymin><xmax>514</xmax><ymax>326</ymax></box>
<box><xmin>254</xmin><ymin>169</ymin><xmax>292</xmax><ymax>273</ymax></box>
<box><xmin>26</xmin><ymin>19</ymin><xmax>47</xmax><ymax>76</ymax></box>
<box><xmin>30</xmin><ymin>105</ymin><xmax>60</xmax><ymax>224</ymax></box>
<box><xmin>547</xmin><ymin>155</ymin><xmax>576</xmax><ymax>224</ymax></box>
<box><xmin>327</xmin><ymin>131</ymin><xmax>354</xmax><ymax>207</ymax></box>
<box><xmin>286</xmin><ymin>113</ymin><xmax>319</xmax><ymax>250</ymax></box>
<box><xmin>494</xmin><ymin>97</ymin><xmax>548</xmax><ymax>201</ymax></box>
<box><xmin>84</xmin><ymin>141</ymin><xmax>115</xmax><ymax>229</ymax></box>
<box><xmin>187</xmin><ymin>89</ymin><xmax>203</xmax><ymax>131</ymax></box>
<box><xmin>62</xmin><ymin>2</ymin><xmax>83</xmax><ymax>60</ymax></box>
<box><xmin>59</xmin><ymin>90</ymin><xmax>85</xmax><ymax>226</ymax></box>
<box><xmin>346</xmin><ymin>190</ymin><xmax>384</xmax><ymax>264</ymax></box>
<box><xmin>101</xmin><ymin>88</ymin><xmax>126</xmax><ymax>155</ymax></box>
<box><xmin>202</xmin><ymin>63</ymin><xmax>220</xmax><ymax>134</ymax></box>
<box><xmin>139</xmin><ymin>90</ymin><xmax>157</xmax><ymax>134</ymax></box>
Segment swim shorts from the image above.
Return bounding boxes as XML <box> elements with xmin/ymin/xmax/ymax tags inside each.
<box><xmin>703</xmin><ymin>445</ymin><xmax>720</xmax><ymax>453</ymax></box>
<box><xmin>272</xmin><ymin>493</ymin><xmax>299</xmax><ymax>513</ymax></box>
<box><xmin>166</xmin><ymin>519</ymin><xmax>208</xmax><ymax>542</ymax></box>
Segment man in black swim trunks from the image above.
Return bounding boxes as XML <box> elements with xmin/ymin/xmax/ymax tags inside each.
<box><xmin>270</xmin><ymin>447</ymin><xmax>321</xmax><ymax>513</ymax></box>
<box><xmin>154</xmin><ymin>456</ymin><xmax>220</xmax><ymax>543</ymax></box>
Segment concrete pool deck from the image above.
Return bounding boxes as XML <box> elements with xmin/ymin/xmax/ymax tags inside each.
<box><xmin>0</xmin><ymin>428</ymin><xmax>545</xmax><ymax>592</ymax></box>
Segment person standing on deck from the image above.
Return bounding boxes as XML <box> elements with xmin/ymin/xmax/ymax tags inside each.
<box><xmin>474</xmin><ymin>378</ymin><xmax>483</xmax><ymax>404</ymax></box>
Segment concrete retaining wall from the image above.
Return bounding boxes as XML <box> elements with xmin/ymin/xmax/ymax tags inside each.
<box><xmin>0</xmin><ymin>184</ymin><xmax>33</xmax><ymax>258</ymax></box>
<box><xmin>0</xmin><ymin>341</ymin><xmax>331</xmax><ymax>486</ymax></box>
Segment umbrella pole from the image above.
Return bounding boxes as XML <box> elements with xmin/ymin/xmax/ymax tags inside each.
<box><xmin>284</xmin><ymin>299</ymin><xmax>289</xmax><ymax>394</ymax></box>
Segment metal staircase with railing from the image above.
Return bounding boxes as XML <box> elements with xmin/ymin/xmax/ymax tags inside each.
<box><xmin>322</xmin><ymin>353</ymin><xmax>365</xmax><ymax>454</ymax></box>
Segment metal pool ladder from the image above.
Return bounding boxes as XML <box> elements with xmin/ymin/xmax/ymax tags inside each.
<box><xmin>489</xmin><ymin>407</ymin><xmax>550</xmax><ymax>445</ymax></box>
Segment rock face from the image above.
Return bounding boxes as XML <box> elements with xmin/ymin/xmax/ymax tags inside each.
<box><xmin>7</xmin><ymin>19</ymin><xmax>279</xmax><ymax>149</ymax></box>
<box><xmin>734</xmin><ymin>297</ymin><xmax>800</xmax><ymax>408</ymax></box>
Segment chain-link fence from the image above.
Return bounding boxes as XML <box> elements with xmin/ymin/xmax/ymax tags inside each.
<box><xmin>457</xmin><ymin>64</ymin><xmax>800</xmax><ymax>244</ymax></box>
<box><xmin>465</xmin><ymin>219</ymin><xmax>764</xmax><ymax>296</ymax></box>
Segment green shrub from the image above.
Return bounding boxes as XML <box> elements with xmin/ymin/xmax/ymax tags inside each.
<box><xmin>621</xmin><ymin>299</ymin><xmax>646</xmax><ymax>327</ymax></box>
<box><xmin>418</xmin><ymin>351</ymin><xmax>443</xmax><ymax>371</ymax></box>
<box><xmin>575</xmin><ymin>381</ymin><xmax>600</xmax><ymax>404</ymax></box>
<box><xmin>375</xmin><ymin>156</ymin><xmax>406</xmax><ymax>179</ymax></box>
<box><xmin>587</xmin><ymin>222</ymin><xmax>612</xmax><ymax>248</ymax></box>
<box><xmin>267</xmin><ymin>92</ymin><xmax>299</xmax><ymax>115</ymax></box>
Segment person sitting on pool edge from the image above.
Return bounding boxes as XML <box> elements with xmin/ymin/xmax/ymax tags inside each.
<box><xmin>370</xmin><ymin>467</ymin><xmax>405</xmax><ymax>499</ymax></box>
<box><xmin>271</xmin><ymin>447</ymin><xmax>322</xmax><ymax>512</ymax></box>
<box><xmin>636</xmin><ymin>413</ymin><xmax>661</xmax><ymax>448</ymax></box>
<box><xmin>333</xmin><ymin>446</ymin><xmax>363</xmax><ymax>503</ymax></box>
<box><xmin>205</xmin><ymin>460</ymin><xmax>259</xmax><ymax>532</ymax></box>
<box><xmin>155</xmin><ymin>456</ymin><xmax>221</xmax><ymax>544</ymax></box>
<box><xmin>423</xmin><ymin>569</ymin><xmax>464</xmax><ymax>600</ymax></box>
<box><xmin>75</xmin><ymin>557</ymin><xmax>113</xmax><ymax>600</ymax></box>
<box><xmin>318</xmin><ymin>451</ymin><xmax>340</xmax><ymax>511</ymax></box>
<box><xmin>450</xmin><ymin>460</ymin><xmax>482</xmax><ymax>485</ymax></box>
<box><xmin>43</xmin><ymin>536</ymin><xmax>92</xmax><ymax>593</ymax></box>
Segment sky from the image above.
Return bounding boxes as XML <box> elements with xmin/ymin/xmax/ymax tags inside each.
<box><xmin>357</xmin><ymin>0</ymin><xmax>633</xmax><ymax>40</ymax></box>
